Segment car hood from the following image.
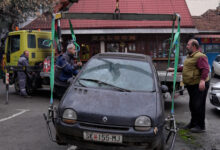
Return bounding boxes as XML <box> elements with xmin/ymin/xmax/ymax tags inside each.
<box><xmin>60</xmin><ymin>86</ymin><xmax>158</xmax><ymax>126</ymax></box>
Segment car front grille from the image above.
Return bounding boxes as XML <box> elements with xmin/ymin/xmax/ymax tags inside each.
<box><xmin>80</xmin><ymin>122</ymin><xmax>130</xmax><ymax>131</ymax></box>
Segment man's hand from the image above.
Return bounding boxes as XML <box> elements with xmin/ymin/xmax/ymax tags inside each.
<box><xmin>199</xmin><ymin>80</ymin><xmax>205</xmax><ymax>91</ymax></box>
<box><xmin>77</xmin><ymin>61</ymin><xmax>82</xmax><ymax>67</ymax></box>
<box><xmin>167</xmin><ymin>67</ymin><xmax>174</xmax><ymax>72</ymax></box>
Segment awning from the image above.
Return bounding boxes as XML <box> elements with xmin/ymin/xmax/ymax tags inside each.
<box><xmin>195</xmin><ymin>34</ymin><xmax>220</xmax><ymax>38</ymax></box>
<box><xmin>45</xmin><ymin>28</ymin><xmax>198</xmax><ymax>34</ymax></box>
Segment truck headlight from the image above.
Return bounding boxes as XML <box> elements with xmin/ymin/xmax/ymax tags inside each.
<box><xmin>62</xmin><ymin>109</ymin><xmax>77</xmax><ymax>124</ymax></box>
<box><xmin>135</xmin><ymin>116</ymin><xmax>151</xmax><ymax>131</ymax></box>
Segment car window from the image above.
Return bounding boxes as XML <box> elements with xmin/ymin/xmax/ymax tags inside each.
<box><xmin>38</xmin><ymin>38</ymin><xmax>51</xmax><ymax>49</ymax></box>
<box><xmin>76</xmin><ymin>58</ymin><xmax>155</xmax><ymax>92</ymax></box>
<box><xmin>28</xmin><ymin>34</ymin><xmax>36</xmax><ymax>48</ymax></box>
<box><xmin>8</xmin><ymin>35</ymin><xmax>20</xmax><ymax>53</ymax></box>
<box><xmin>215</xmin><ymin>56</ymin><xmax>220</xmax><ymax>62</ymax></box>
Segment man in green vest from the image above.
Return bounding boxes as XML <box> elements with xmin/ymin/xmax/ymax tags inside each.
<box><xmin>168</xmin><ymin>39</ymin><xmax>210</xmax><ymax>133</ymax></box>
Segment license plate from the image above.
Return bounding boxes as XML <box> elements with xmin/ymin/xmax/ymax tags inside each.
<box><xmin>83</xmin><ymin>131</ymin><xmax>122</xmax><ymax>143</ymax></box>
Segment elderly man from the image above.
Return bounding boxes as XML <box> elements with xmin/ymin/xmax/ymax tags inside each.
<box><xmin>168</xmin><ymin>39</ymin><xmax>210</xmax><ymax>133</ymax></box>
<box><xmin>55</xmin><ymin>43</ymin><xmax>82</xmax><ymax>82</ymax></box>
<box><xmin>17</xmin><ymin>50</ymin><xmax>31</xmax><ymax>98</ymax></box>
<box><xmin>55</xmin><ymin>43</ymin><xmax>82</xmax><ymax>97</ymax></box>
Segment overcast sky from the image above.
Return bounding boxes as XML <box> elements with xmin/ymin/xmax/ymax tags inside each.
<box><xmin>185</xmin><ymin>0</ymin><xmax>220</xmax><ymax>16</ymax></box>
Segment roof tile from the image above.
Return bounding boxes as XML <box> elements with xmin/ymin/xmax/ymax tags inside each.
<box><xmin>24</xmin><ymin>0</ymin><xmax>194</xmax><ymax>30</ymax></box>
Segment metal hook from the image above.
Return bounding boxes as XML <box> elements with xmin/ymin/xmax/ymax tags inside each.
<box><xmin>114</xmin><ymin>0</ymin><xmax>120</xmax><ymax>19</ymax></box>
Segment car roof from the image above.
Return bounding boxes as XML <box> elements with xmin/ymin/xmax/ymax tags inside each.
<box><xmin>94</xmin><ymin>52</ymin><xmax>152</xmax><ymax>62</ymax></box>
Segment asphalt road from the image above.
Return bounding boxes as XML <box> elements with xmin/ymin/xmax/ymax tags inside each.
<box><xmin>0</xmin><ymin>77</ymin><xmax>220</xmax><ymax>150</ymax></box>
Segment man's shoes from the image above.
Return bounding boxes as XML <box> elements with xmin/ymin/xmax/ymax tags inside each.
<box><xmin>189</xmin><ymin>126</ymin><xmax>205</xmax><ymax>133</ymax></box>
<box><xmin>182</xmin><ymin>123</ymin><xmax>193</xmax><ymax>130</ymax></box>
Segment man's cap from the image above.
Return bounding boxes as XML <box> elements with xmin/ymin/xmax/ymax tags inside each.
<box><xmin>67</xmin><ymin>43</ymin><xmax>75</xmax><ymax>49</ymax></box>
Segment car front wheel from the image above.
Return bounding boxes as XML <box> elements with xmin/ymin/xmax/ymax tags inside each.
<box><xmin>154</xmin><ymin>133</ymin><xmax>165</xmax><ymax>150</ymax></box>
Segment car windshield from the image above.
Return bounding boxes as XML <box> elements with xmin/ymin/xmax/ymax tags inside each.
<box><xmin>75</xmin><ymin>57</ymin><xmax>155</xmax><ymax>92</ymax></box>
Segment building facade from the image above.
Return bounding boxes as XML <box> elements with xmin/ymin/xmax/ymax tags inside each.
<box><xmin>193</xmin><ymin>6</ymin><xmax>220</xmax><ymax>67</ymax></box>
<box><xmin>24</xmin><ymin>0</ymin><xmax>197</xmax><ymax>70</ymax></box>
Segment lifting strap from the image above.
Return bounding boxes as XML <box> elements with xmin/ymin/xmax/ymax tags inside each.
<box><xmin>68</xmin><ymin>19</ymin><xmax>80</xmax><ymax>52</ymax></box>
<box><xmin>50</xmin><ymin>16</ymin><xmax>55</xmax><ymax>105</ymax></box>
<box><xmin>165</xmin><ymin>15</ymin><xmax>180</xmax><ymax>150</ymax></box>
<box><xmin>171</xmin><ymin>17</ymin><xmax>180</xmax><ymax>114</ymax></box>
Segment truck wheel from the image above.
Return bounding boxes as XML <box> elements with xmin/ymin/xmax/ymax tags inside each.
<box><xmin>14</xmin><ymin>77</ymin><xmax>20</xmax><ymax>94</ymax></box>
<box><xmin>26</xmin><ymin>84</ymin><xmax>33</xmax><ymax>95</ymax></box>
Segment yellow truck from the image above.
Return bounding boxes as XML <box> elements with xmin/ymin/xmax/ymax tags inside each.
<box><xmin>2</xmin><ymin>30</ymin><xmax>52</xmax><ymax>94</ymax></box>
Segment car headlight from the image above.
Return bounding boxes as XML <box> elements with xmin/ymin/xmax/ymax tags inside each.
<box><xmin>134</xmin><ymin>116</ymin><xmax>151</xmax><ymax>131</ymax></box>
<box><xmin>62</xmin><ymin>109</ymin><xmax>77</xmax><ymax>124</ymax></box>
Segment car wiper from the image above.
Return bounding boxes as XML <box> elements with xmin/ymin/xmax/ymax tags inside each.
<box><xmin>78</xmin><ymin>78</ymin><xmax>131</xmax><ymax>92</ymax></box>
<box><xmin>77</xmin><ymin>80</ymin><xmax>88</xmax><ymax>87</ymax></box>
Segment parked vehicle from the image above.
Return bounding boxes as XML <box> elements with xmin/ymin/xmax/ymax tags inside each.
<box><xmin>54</xmin><ymin>52</ymin><xmax>167</xmax><ymax>150</ymax></box>
<box><xmin>210</xmin><ymin>82</ymin><xmax>220</xmax><ymax>110</ymax></box>
<box><xmin>212</xmin><ymin>55</ymin><xmax>220</xmax><ymax>77</ymax></box>
<box><xmin>158</xmin><ymin>55</ymin><xmax>186</xmax><ymax>96</ymax></box>
<box><xmin>2</xmin><ymin>30</ymin><xmax>52</xmax><ymax>94</ymax></box>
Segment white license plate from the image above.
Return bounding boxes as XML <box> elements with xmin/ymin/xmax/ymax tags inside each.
<box><xmin>83</xmin><ymin>131</ymin><xmax>122</xmax><ymax>143</ymax></box>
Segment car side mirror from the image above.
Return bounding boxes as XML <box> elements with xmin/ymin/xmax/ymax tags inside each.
<box><xmin>67</xmin><ymin>76</ymin><xmax>75</xmax><ymax>84</ymax></box>
<box><xmin>161</xmin><ymin>85</ymin><xmax>168</xmax><ymax>93</ymax></box>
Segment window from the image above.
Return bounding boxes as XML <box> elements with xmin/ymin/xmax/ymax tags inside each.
<box><xmin>128</xmin><ymin>43</ymin><xmax>136</xmax><ymax>51</ymax></box>
<box><xmin>8</xmin><ymin>35</ymin><xmax>20</xmax><ymax>53</ymax></box>
<box><xmin>38</xmin><ymin>38</ymin><xmax>51</xmax><ymax>49</ymax></box>
<box><xmin>28</xmin><ymin>34</ymin><xmax>36</xmax><ymax>48</ymax></box>
<box><xmin>206</xmin><ymin>44</ymin><xmax>220</xmax><ymax>52</ymax></box>
<box><xmin>215</xmin><ymin>56</ymin><xmax>220</xmax><ymax>62</ymax></box>
<box><xmin>106</xmin><ymin>43</ymin><xmax>119</xmax><ymax>52</ymax></box>
<box><xmin>76</xmin><ymin>58</ymin><xmax>154</xmax><ymax>91</ymax></box>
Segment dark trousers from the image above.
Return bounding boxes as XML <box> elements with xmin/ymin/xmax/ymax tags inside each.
<box><xmin>18</xmin><ymin>72</ymin><xmax>28</xmax><ymax>96</ymax></box>
<box><xmin>186</xmin><ymin>82</ymin><xmax>209</xmax><ymax>129</ymax></box>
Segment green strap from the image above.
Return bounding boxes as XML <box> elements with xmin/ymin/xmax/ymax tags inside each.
<box><xmin>50</xmin><ymin>17</ymin><xmax>55</xmax><ymax>105</ymax></box>
<box><xmin>55</xmin><ymin>31</ymin><xmax>61</xmax><ymax>52</ymax></box>
<box><xmin>167</xmin><ymin>21</ymin><xmax>175</xmax><ymax>68</ymax></box>
<box><xmin>171</xmin><ymin>16</ymin><xmax>181</xmax><ymax>114</ymax></box>
<box><xmin>68</xmin><ymin>19</ymin><xmax>80</xmax><ymax>52</ymax></box>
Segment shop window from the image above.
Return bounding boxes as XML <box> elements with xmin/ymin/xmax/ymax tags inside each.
<box><xmin>106</xmin><ymin>43</ymin><xmax>119</xmax><ymax>52</ymax></box>
<box><xmin>206</xmin><ymin>44</ymin><xmax>220</xmax><ymax>52</ymax></box>
<box><xmin>81</xmin><ymin>44</ymin><xmax>90</xmax><ymax>60</ymax></box>
<box><xmin>128</xmin><ymin>43</ymin><xmax>136</xmax><ymax>51</ymax></box>
<box><xmin>201</xmin><ymin>45</ymin><xmax>205</xmax><ymax>53</ymax></box>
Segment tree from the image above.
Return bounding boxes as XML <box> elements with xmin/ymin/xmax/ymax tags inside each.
<box><xmin>0</xmin><ymin>0</ymin><xmax>59</xmax><ymax>31</ymax></box>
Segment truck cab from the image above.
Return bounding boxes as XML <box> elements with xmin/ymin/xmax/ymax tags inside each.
<box><xmin>2</xmin><ymin>30</ymin><xmax>52</xmax><ymax>94</ymax></box>
<box><xmin>3</xmin><ymin>30</ymin><xmax>52</xmax><ymax>68</ymax></box>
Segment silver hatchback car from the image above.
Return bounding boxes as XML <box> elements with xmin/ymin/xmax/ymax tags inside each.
<box><xmin>212</xmin><ymin>55</ymin><xmax>220</xmax><ymax>77</ymax></box>
<box><xmin>210</xmin><ymin>82</ymin><xmax>220</xmax><ymax>110</ymax></box>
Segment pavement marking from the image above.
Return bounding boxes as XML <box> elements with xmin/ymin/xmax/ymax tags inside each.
<box><xmin>0</xmin><ymin>109</ymin><xmax>30</xmax><ymax>122</ymax></box>
<box><xmin>67</xmin><ymin>145</ymin><xmax>77</xmax><ymax>150</ymax></box>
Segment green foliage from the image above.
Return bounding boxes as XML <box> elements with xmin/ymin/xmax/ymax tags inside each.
<box><xmin>178</xmin><ymin>129</ymin><xmax>202</xmax><ymax>148</ymax></box>
<box><xmin>0</xmin><ymin>0</ymin><xmax>56</xmax><ymax>30</ymax></box>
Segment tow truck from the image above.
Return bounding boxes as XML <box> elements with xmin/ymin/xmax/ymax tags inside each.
<box><xmin>2</xmin><ymin>29</ymin><xmax>52</xmax><ymax>94</ymax></box>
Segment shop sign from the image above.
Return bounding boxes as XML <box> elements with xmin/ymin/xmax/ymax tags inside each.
<box><xmin>212</xmin><ymin>38</ymin><xmax>220</xmax><ymax>43</ymax></box>
<box><xmin>201</xmin><ymin>38</ymin><xmax>211</xmax><ymax>44</ymax></box>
